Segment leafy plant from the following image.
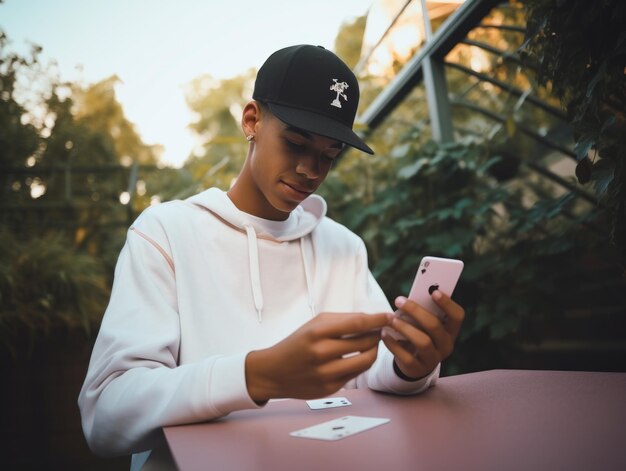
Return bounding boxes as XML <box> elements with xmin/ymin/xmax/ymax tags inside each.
<box><xmin>522</xmin><ymin>0</ymin><xmax>626</xmax><ymax>268</ymax></box>
<box><xmin>0</xmin><ymin>29</ymin><xmax>172</xmax><ymax>358</ymax></box>
<box><xmin>322</xmin><ymin>130</ymin><xmax>606</xmax><ymax>373</ymax></box>
<box><xmin>0</xmin><ymin>230</ymin><xmax>110</xmax><ymax>358</ymax></box>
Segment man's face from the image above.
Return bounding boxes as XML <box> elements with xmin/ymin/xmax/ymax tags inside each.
<box><xmin>239</xmin><ymin>111</ymin><xmax>344</xmax><ymax>220</ymax></box>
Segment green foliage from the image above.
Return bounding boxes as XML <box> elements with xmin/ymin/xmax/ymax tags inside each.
<box><xmin>0</xmin><ymin>29</ymin><xmax>165</xmax><ymax>350</ymax></box>
<box><xmin>522</xmin><ymin>0</ymin><xmax>626</xmax><ymax>265</ymax></box>
<box><xmin>319</xmin><ymin>1</ymin><xmax>626</xmax><ymax>373</ymax></box>
<box><xmin>0</xmin><ymin>27</ymin><xmax>167</xmax><ymax>252</ymax></box>
<box><xmin>0</xmin><ymin>31</ymin><xmax>42</xmax><ymax>170</ymax></box>
<box><xmin>0</xmin><ymin>230</ymin><xmax>110</xmax><ymax>357</ymax></box>
<box><xmin>321</xmin><ymin>129</ymin><xmax>605</xmax><ymax>372</ymax></box>
<box><xmin>184</xmin><ymin>71</ymin><xmax>255</xmax><ymax>190</ymax></box>
<box><xmin>334</xmin><ymin>14</ymin><xmax>368</xmax><ymax>69</ymax></box>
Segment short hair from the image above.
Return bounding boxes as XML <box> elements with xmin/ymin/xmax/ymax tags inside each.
<box><xmin>256</xmin><ymin>99</ymin><xmax>271</xmax><ymax>117</ymax></box>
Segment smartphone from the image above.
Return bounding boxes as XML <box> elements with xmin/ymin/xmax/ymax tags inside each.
<box><xmin>384</xmin><ymin>256</ymin><xmax>464</xmax><ymax>341</ymax></box>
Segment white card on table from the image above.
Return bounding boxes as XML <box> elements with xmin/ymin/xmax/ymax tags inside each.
<box><xmin>290</xmin><ymin>415</ymin><xmax>390</xmax><ymax>441</ymax></box>
<box><xmin>306</xmin><ymin>396</ymin><xmax>352</xmax><ymax>410</ymax></box>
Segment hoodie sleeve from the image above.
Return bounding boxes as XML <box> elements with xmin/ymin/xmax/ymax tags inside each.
<box><xmin>78</xmin><ymin>216</ymin><xmax>261</xmax><ymax>457</ymax></box>
<box><xmin>350</xmin><ymin>239</ymin><xmax>440</xmax><ymax>394</ymax></box>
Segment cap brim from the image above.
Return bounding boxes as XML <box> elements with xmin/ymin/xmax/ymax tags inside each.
<box><xmin>267</xmin><ymin>102</ymin><xmax>374</xmax><ymax>155</ymax></box>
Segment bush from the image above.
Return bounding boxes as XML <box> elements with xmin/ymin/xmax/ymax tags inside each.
<box><xmin>0</xmin><ymin>230</ymin><xmax>110</xmax><ymax>357</ymax></box>
<box><xmin>322</xmin><ymin>134</ymin><xmax>616</xmax><ymax>373</ymax></box>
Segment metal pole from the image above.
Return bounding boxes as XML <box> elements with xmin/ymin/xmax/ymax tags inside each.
<box><xmin>420</xmin><ymin>0</ymin><xmax>454</xmax><ymax>143</ymax></box>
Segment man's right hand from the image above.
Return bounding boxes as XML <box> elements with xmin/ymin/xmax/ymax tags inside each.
<box><xmin>245</xmin><ymin>312</ymin><xmax>392</xmax><ymax>403</ymax></box>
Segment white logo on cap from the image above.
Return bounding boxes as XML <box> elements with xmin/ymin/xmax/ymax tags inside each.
<box><xmin>330</xmin><ymin>79</ymin><xmax>349</xmax><ymax>108</ymax></box>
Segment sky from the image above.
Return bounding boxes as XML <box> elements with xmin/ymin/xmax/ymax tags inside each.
<box><xmin>1</xmin><ymin>0</ymin><xmax>374</xmax><ymax>167</ymax></box>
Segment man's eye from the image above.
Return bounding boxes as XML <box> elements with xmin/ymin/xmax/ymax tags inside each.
<box><xmin>285</xmin><ymin>140</ymin><xmax>305</xmax><ymax>152</ymax></box>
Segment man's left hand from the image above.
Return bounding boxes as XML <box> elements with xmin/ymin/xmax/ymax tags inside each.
<box><xmin>381</xmin><ymin>291</ymin><xmax>465</xmax><ymax>380</ymax></box>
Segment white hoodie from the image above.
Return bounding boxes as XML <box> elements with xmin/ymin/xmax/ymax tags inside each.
<box><xmin>78</xmin><ymin>188</ymin><xmax>439</xmax><ymax>465</ymax></box>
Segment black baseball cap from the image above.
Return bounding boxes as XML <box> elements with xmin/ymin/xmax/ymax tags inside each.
<box><xmin>253</xmin><ymin>44</ymin><xmax>374</xmax><ymax>154</ymax></box>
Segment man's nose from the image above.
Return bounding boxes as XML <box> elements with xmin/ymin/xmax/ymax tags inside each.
<box><xmin>295</xmin><ymin>152</ymin><xmax>321</xmax><ymax>179</ymax></box>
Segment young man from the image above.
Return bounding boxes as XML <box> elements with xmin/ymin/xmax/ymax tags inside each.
<box><xmin>78</xmin><ymin>45</ymin><xmax>465</xmax><ymax>470</ymax></box>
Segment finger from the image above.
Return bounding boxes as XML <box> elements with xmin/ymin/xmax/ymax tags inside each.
<box><xmin>431</xmin><ymin>291</ymin><xmax>465</xmax><ymax>338</ymax></box>
<box><xmin>315</xmin><ymin>312</ymin><xmax>392</xmax><ymax>339</ymax></box>
<box><xmin>313</xmin><ymin>332</ymin><xmax>382</xmax><ymax>362</ymax></box>
<box><xmin>381</xmin><ymin>335</ymin><xmax>430</xmax><ymax>377</ymax></box>
<box><xmin>387</xmin><ymin>312</ymin><xmax>454</xmax><ymax>366</ymax></box>
<box><xmin>382</xmin><ymin>334</ymin><xmax>418</xmax><ymax>366</ymax></box>
<box><xmin>391</xmin><ymin>319</ymin><xmax>435</xmax><ymax>358</ymax></box>
<box><xmin>394</xmin><ymin>300</ymin><xmax>451</xmax><ymax>353</ymax></box>
<box><xmin>337</xmin><ymin>346</ymin><xmax>380</xmax><ymax>382</ymax></box>
<box><xmin>317</xmin><ymin>345</ymin><xmax>379</xmax><ymax>382</ymax></box>
<box><xmin>387</xmin><ymin>333</ymin><xmax>439</xmax><ymax>377</ymax></box>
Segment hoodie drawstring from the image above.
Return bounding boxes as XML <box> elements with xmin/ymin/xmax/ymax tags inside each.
<box><xmin>300</xmin><ymin>237</ymin><xmax>316</xmax><ymax>318</ymax></box>
<box><xmin>244</xmin><ymin>224</ymin><xmax>264</xmax><ymax>322</ymax></box>
<box><xmin>243</xmin><ymin>223</ymin><xmax>316</xmax><ymax>323</ymax></box>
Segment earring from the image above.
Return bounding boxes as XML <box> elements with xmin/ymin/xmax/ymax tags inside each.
<box><xmin>246</xmin><ymin>135</ymin><xmax>255</xmax><ymax>141</ymax></box>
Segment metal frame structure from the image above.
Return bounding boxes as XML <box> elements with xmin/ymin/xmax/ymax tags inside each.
<box><xmin>351</xmin><ymin>0</ymin><xmax>626</xmax><ymax>366</ymax></box>
<box><xmin>355</xmin><ymin>0</ymin><xmax>597</xmax><ymax>207</ymax></box>
<box><xmin>359</xmin><ymin>0</ymin><xmax>501</xmax><ymax>130</ymax></box>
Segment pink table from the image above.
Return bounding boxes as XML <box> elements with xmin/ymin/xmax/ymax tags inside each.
<box><xmin>164</xmin><ymin>369</ymin><xmax>626</xmax><ymax>470</ymax></box>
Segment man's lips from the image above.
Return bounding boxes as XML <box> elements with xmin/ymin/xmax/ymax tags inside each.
<box><xmin>281</xmin><ymin>181</ymin><xmax>314</xmax><ymax>195</ymax></box>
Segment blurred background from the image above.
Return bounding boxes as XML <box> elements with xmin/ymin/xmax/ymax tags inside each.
<box><xmin>1</xmin><ymin>0</ymin><xmax>625</xmax><ymax>469</ymax></box>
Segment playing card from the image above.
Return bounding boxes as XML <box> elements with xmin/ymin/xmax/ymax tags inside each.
<box><xmin>306</xmin><ymin>397</ymin><xmax>352</xmax><ymax>410</ymax></box>
<box><xmin>290</xmin><ymin>416</ymin><xmax>390</xmax><ymax>441</ymax></box>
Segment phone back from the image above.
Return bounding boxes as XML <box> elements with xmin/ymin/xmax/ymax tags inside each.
<box><xmin>408</xmin><ymin>256</ymin><xmax>464</xmax><ymax>320</ymax></box>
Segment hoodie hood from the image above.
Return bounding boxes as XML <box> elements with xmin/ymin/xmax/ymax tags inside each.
<box><xmin>187</xmin><ymin>187</ymin><xmax>326</xmax><ymax>241</ymax></box>
<box><xmin>186</xmin><ymin>188</ymin><xmax>326</xmax><ymax>322</ymax></box>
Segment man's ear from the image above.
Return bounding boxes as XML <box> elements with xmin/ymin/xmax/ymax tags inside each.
<box><xmin>241</xmin><ymin>101</ymin><xmax>262</xmax><ymax>137</ymax></box>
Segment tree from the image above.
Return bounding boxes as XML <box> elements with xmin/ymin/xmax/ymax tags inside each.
<box><xmin>321</xmin><ymin>2</ymin><xmax>626</xmax><ymax>374</ymax></box>
<box><xmin>40</xmin><ymin>76</ymin><xmax>165</xmax><ymax>256</ymax></box>
<box><xmin>334</xmin><ymin>14</ymin><xmax>368</xmax><ymax>69</ymax></box>
<box><xmin>523</xmin><ymin>0</ymin><xmax>626</xmax><ymax>268</ymax></box>
<box><xmin>72</xmin><ymin>75</ymin><xmax>159</xmax><ymax>165</ymax></box>
<box><xmin>0</xmin><ymin>28</ymin><xmax>168</xmax><ymax>330</ymax></box>
<box><xmin>0</xmin><ymin>31</ymin><xmax>43</xmax><ymax>198</ymax></box>
<box><xmin>183</xmin><ymin>70</ymin><xmax>255</xmax><ymax>191</ymax></box>
<box><xmin>0</xmin><ymin>26</ymin><xmax>166</xmax><ymax>257</ymax></box>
